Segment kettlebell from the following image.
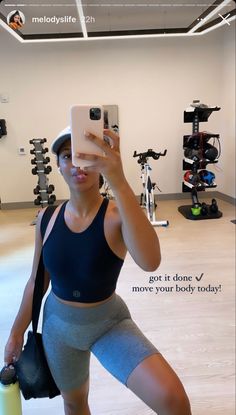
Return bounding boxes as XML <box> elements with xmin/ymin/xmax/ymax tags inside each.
<box><xmin>0</xmin><ymin>365</ymin><xmax>22</xmax><ymax>415</ymax></box>
<box><xmin>191</xmin><ymin>203</ymin><xmax>201</xmax><ymax>216</ymax></box>
<box><xmin>201</xmin><ymin>202</ymin><xmax>208</xmax><ymax>216</ymax></box>
<box><xmin>210</xmin><ymin>198</ymin><xmax>218</xmax><ymax>213</ymax></box>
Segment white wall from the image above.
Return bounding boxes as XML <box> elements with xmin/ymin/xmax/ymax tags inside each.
<box><xmin>0</xmin><ymin>24</ymin><xmax>235</xmax><ymax>204</ymax></box>
<box><xmin>217</xmin><ymin>21</ymin><xmax>235</xmax><ymax>198</ymax></box>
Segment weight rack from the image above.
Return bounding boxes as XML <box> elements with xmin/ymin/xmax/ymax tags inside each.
<box><xmin>178</xmin><ymin>104</ymin><xmax>222</xmax><ymax>220</ymax></box>
<box><xmin>30</xmin><ymin>138</ymin><xmax>56</xmax><ymax>207</ymax></box>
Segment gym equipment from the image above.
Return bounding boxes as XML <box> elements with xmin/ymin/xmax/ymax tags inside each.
<box><xmin>184</xmin><ymin>147</ymin><xmax>201</xmax><ymax>162</ymax></box>
<box><xmin>199</xmin><ymin>170</ymin><xmax>215</xmax><ymax>186</ymax></box>
<box><xmin>133</xmin><ymin>149</ymin><xmax>169</xmax><ymax>227</ymax></box>
<box><xmin>30</xmin><ymin>138</ymin><xmax>56</xmax><ymax>207</ymax></box>
<box><xmin>99</xmin><ymin>176</ymin><xmax>113</xmax><ymax>199</ymax></box>
<box><xmin>203</xmin><ymin>143</ymin><xmax>218</xmax><ymax>161</ymax></box>
<box><xmin>191</xmin><ymin>204</ymin><xmax>201</xmax><ymax>216</ymax></box>
<box><xmin>179</xmin><ymin>101</ymin><xmax>222</xmax><ymax>220</ymax></box>
<box><xmin>209</xmin><ymin>198</ymin><xmax>219</xmax><ymax>214</ymax></box>
<box><xmin>184</xmin><ymin>170</ymin><xmax>201</xmax><ymax>186</ymax></box>
<box><xmin>0</xmin><ymin>365</ymin><xmax>22</xmax><ymax>415</ymax></box>
<box><xmin>201</xmin><ymin>202</ymin><xmax>208</xmax><ymax>216</ymax></box>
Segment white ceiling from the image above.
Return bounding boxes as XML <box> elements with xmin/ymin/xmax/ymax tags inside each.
<box><xmin>0</xmin><ymin>0</ymin><xmax>235</xmax><ymax>41</ymax></box>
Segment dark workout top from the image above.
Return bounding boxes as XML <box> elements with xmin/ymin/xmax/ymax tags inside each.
<box><xmin>42</xmin><ymin>198</ymin><xmax>124</xmax><ymax>303</ymax></box>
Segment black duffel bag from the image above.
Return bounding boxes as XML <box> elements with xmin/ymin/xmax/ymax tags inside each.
<box><xmin>15</xmin><ymin>329</ymin><xmax>60</xmax><ymax>400</ymax></box>
<box><xmin>15</xmin><ymin>207</ymin><xmax>60</xmax><ymax>400</ymax></box>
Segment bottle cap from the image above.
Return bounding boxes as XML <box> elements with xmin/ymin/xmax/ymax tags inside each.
<box><xmin>0</xmin><ymin>365</ymin><xmax>17</xmax><ymax>385</ymax></box>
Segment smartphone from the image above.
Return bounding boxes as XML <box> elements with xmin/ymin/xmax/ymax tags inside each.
<box><xmin>71</xmin><ymin>105</ymin><xmax>104</xmax><ymax>168</ymax></box>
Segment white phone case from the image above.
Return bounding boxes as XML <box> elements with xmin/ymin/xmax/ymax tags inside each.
<box><xmin>71</xmin><ymin>105</ymin><xmax>104</xmax><ymax>167</ymax></box>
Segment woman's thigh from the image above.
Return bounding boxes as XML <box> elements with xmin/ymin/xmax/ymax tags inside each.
<box><xmin>126</xmin><ymin>353</ymin><xmax>191</xmax><ymax>414</ymax></box>
<box><xmin>91</xmin><ymin>318</ymin><xmax>191</xmax><ymax>414</ymax></box>
<box><xmin>42</xmin><ymin>310</ymin><xmax>91</xmax><ymax>391</ymax></box>
<box><xmin>90</xmin><ymin>317</ymin><xmax>159</xmax><ymax>385</ymax></box>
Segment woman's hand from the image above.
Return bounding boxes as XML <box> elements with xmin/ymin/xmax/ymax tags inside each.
<box><xmin>76</xmin><ymin>129</ymin><xmax>126</xmax><ymax>191</ymax></box>
<box><xmin>4</xmin><ymin>333</ymin><xmax>24</xmax><ymax>365</ymax></box>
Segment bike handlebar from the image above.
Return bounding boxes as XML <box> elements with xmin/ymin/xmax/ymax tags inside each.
<box><xmin>133</xmin><ymin>149</ymin><xmax>167</xmax><ymax>163</ymax></box>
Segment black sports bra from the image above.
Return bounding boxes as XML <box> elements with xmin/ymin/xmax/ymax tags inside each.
<box><xmin>42</xmin><ymin>198</ymin><xmax>124</xmax><ymax>303</ymax></box>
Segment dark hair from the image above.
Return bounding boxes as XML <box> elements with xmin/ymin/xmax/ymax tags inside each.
<box><xmin>99</xmin><ymin>174</ymin><xmax>104</xmax><ymax>189</ymax></box>
<box><xmin>9</xmin><ymin>11</ymin><xmax>23</xmax><ymax>24</ymax></box>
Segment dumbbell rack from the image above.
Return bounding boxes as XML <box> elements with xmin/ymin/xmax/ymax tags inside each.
<box><xmin>178</xmin><ymin>105</ymin><xmax>222</xmax><ymax>220</ymax></box>
<box><xmin>30</xmin><ymin>138</ymin><xmax>56</xmax><ymax>207</ymax></box>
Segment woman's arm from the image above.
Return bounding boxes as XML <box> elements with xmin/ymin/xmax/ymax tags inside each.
<box><xmin>112</xmin><ymin>180</ymin><xmax>161</xmax><ymax>271</ymax></box>
<box><xmin>78</xmin><ymin>129</ymin><xmax>161</xmax><ymax>271</ymax></box>
<box><xmin>4</xmin><ymin>209</ymin><xmax>50</xmax><ymax>364</ymax></box>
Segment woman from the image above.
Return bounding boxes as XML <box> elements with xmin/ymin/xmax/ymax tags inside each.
<box><xmin>8</xmin><ymin>11</ymin><xmax>23</xmax><ymax>30</ymax></box>
<box><xmin>4</xmin><ymin>127</ymin><xmax>191</xmax><ymax>415</ymax></box>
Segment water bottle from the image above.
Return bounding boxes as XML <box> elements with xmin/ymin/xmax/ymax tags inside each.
<box><xmin>0</xmin><ymin>365</ymin><xmax>22</xmax><ymax>415</ymax></box>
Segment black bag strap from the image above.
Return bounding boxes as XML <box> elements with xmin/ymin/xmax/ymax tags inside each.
<box><xmin>32</xmin><ymin>205</ymin><xmax>58</xmax><ymax>334</ymax></box>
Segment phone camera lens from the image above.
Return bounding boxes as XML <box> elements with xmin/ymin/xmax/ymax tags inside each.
<box><xmin>90</xmin><ymin>107</ymin><xmax>101</xmax><ymax>121</ymax></box>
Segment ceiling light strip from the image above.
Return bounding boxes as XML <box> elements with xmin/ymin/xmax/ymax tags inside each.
<box><xmin>20</xmin><ymin>33</ymin><xmax>199</xmax><ymax>43</ymax></box>
<box><xmin>189</xmin><ymin>0</ymin><xmax>233</xmax><ymax>33</ymax></box>
<box><xmin>1</xmin><ymin>24</ymin><xmax>235</xmax><ymax>44</ymax></box>
<box><xmin>200</xmin><ymin>14</ymin><xmax>236</xmax><ymax>34</ymax></box>
<box><xmin>75</xmin><ymin>0</ymin><xmax>87</xmax><ymax>38</ymax></box>
<box><xmin>196</xmin><ymin>8</ymin><xmax>236</xmax><ymax>33</ymax></box>
<box><xmin>188</xmin><ymin>0</ymin><xmax>224</xmax><ymax>31</ymax></box>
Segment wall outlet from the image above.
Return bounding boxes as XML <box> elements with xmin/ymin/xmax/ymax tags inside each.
<box><xmin>18</xmin><ymin>147</ymin><xmax>26</xmax><ymax>155</ymax></box>
<box><xmin>0</xmin><ymin>94</ymin><xmax>9</xmax><ymax>103</ymax></box>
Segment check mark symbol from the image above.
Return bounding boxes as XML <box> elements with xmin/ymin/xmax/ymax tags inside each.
<box><xmin>196</xmin><ymin>273</ymin><xmax>204</xmax><ymax>282</ymax></box>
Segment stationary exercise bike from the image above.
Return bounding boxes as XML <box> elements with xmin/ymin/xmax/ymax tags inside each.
<box><xmin>133</xmin><ymin>149</ymin><xmax>169</xmax><ymax>227</ymax></box>
<box><xmin>99</xmin><ymin>174</ymin><xmax>113</xmax><ymax>199</ymax></box>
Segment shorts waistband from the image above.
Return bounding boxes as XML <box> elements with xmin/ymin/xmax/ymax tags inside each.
<box><xmin>44</xmin><ymin>291</ymin><xmax>121</xmax><ymax>325</ymax></box>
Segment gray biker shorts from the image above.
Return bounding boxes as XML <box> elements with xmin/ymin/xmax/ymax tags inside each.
<box><xmin>42</xmin><ymin>291</ymin><xmax>159</xmax><ymax>392</ymax></box>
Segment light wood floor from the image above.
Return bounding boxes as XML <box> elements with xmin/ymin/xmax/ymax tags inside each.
<box><xmin>0</xmin><ymin>198</ymin><xmax>235</xmax><ymax>415</ymax></box>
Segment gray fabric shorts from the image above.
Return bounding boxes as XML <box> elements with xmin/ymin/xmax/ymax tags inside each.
<box><xmin>42</xmin><ymin>291</ymin><xmax>159</xmax><ymax>392</ymax></box>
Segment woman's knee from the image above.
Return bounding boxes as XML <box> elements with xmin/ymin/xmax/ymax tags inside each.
<box><xmin>157</xmin><ymin>382</ymin><xmax>191</xmax><ymax>414</ymax></box>
<box><xmin>61</xmin><ymin>379</ymin><xmax>90</xmax><ymax>415</ymax></box>
<box><xmin>127</xmin><ymin>354</ymin><xmax>191</xmax><ymax>415</ymax></box>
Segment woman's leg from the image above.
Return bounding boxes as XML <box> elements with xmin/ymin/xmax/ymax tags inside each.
<box><xmin>61</xmin><ymin>378</ymin><xmax>91</xmax><ymax>415</ymax></box>
<box><xmin>127</xmin><ymin>353</ymin><xmax>191</xmax><ymax>415</ymax></box>
<box><xmin>91</xmin><ymin>310</ymin><xmax>191</xmax><ymax>415</ymax></box>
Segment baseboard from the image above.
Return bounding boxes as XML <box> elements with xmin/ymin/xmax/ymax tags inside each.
<box><xmin>213</xmin><ymin>191</ymin><xmax>236</xmax><ymax>205</ymax></box>
<box><xmin>0</xmin><ymin>200</ymin><xmax>65</xmax><ymax>210</ymax></box>
<box><xmin>1</xmin><ymin>192</ymin><xmax>235</xmax><ymax>210</ymax></box>
<box><xmin>154</xmin><ymin>191</ymin><xmax>235</xmax><ymax>205</ymax></box>
<box><xmin>0</xmin><ymin>201</ymin><xmax>36</xmax><ymax>210</ymax></box>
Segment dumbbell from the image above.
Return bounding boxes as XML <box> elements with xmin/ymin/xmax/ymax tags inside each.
<box><xmin>34</xmin><ymin>196</ymin><xmax>41</xmax><ymax>206</ymax></box>
<box><xmin>48</xmin><ymin>195</ymin><xmax>56</xmax><ymax>204</ymax></box>
<box><xmin>48</xmin><ymin>184</ymin><xmax>55</xmax><ymax>194</ymax></box>
<box><xmin>33</xmin><ymin>185</ymin><xmax>40</xmax><ymax>195</ymax></box>
<box><xmin>31</xmin><ymin>157</ymin><xmax>50</xmax><ymax>165</ymax></box>
<box><xmin>30</xmin><ymin>147</ymin><xmax>49</xmax><ymax>155</ymax></box>
<box><xmin>32</xmin><ymin>166</ymin><xmax>52</xmax><ymax>175</ymax></box>
<box><xmin>45</xmin><ymin>166</ymin><xmax>52</xmax><ymax>174</ymax></box>
<box><xmin>33</xmin><ymin>188</ymin><xmax>48</xmax><ymax>195</ymax></box>
<box><xmin>29</xmin><ymin>138</ymin><xmax>47</xmax><ymax>144</ymax></box>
